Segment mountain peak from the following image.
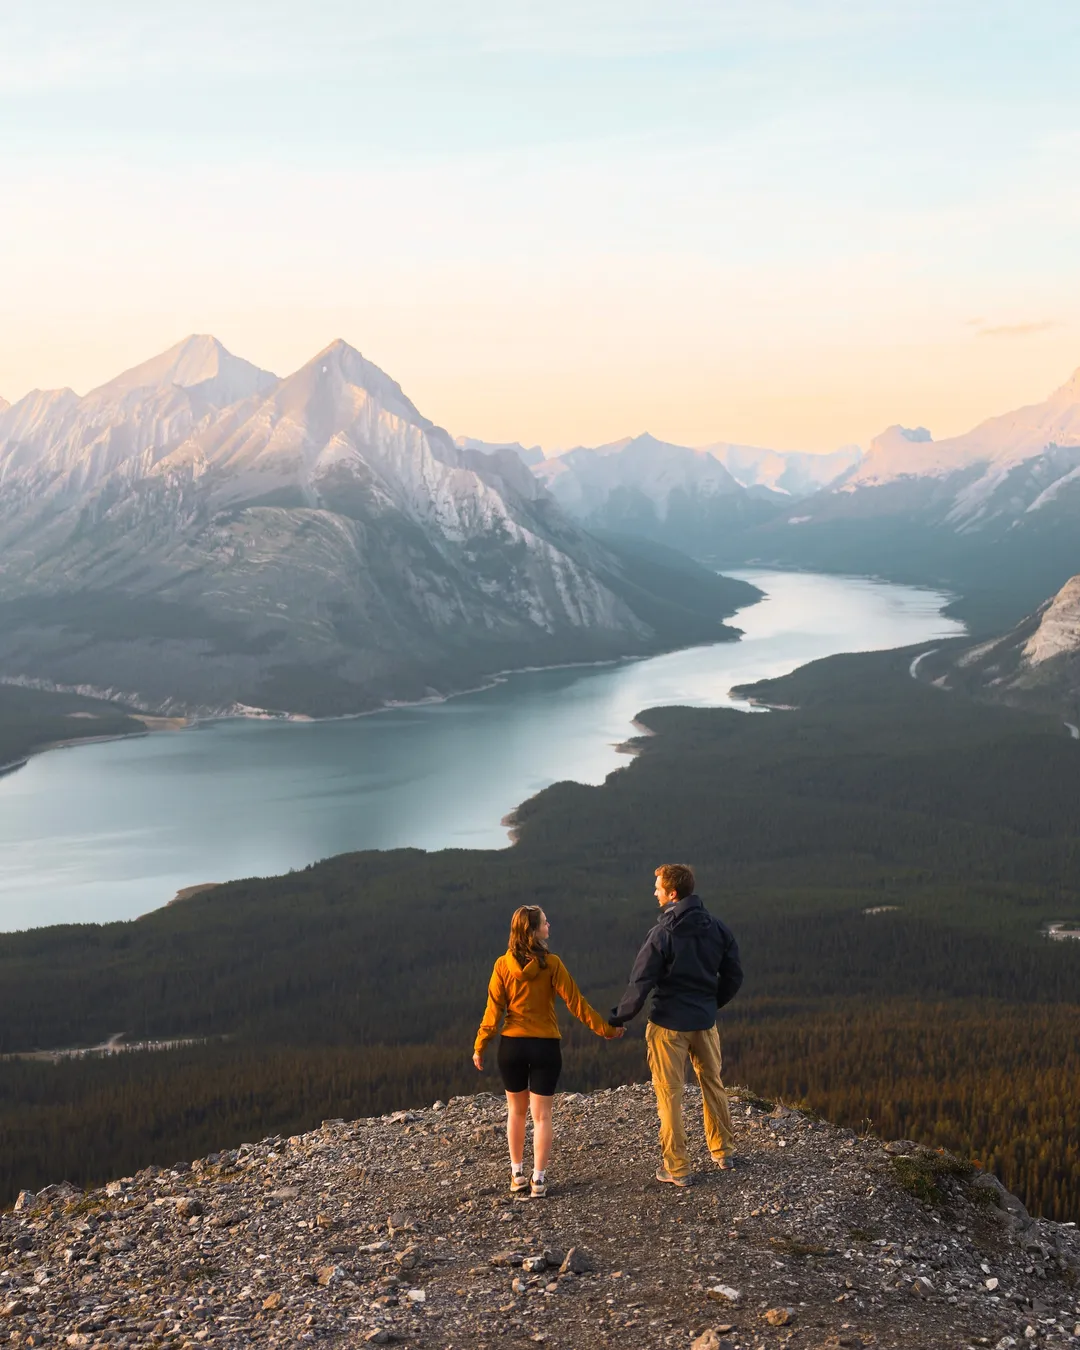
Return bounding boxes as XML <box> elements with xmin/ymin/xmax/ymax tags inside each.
<box><xmin>89</xmin><ymin>335</ymin><xmax>278</xmax><ymax>405</ymax></box>
<box><xmin>288</xmin><ymin>340</ymin><xmax>426</xmax><ymax>425</ymax></box>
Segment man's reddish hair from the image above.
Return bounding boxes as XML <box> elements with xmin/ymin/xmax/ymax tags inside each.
<box><xmin>655</xmin><ymin>863</ymin><xmax>695</xmax><ymax>899</ymax></box>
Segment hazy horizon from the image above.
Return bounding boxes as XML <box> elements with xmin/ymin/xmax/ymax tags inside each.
<box><xmin>4</xmin><ymin>2</ymin><xmax>1080</xmax><ymax>452</ymax></box>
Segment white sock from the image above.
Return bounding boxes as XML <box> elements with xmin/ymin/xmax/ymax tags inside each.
<box><xmin>511</xmin><ymin>1162</ymin><xmax>525</xmax><ymax>1175</ymax></box>
<box><xmin>532</xmin><ymin>1168</ymin><xmax>545</xmax><ymax>1183</ymax></box>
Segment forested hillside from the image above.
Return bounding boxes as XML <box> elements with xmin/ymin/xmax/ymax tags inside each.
<box><xmin>1</xmin><ymin>649</ymin><xmax>1078</xmax><ymax>1217</ymax></box>
<box><xmin>0</xmin><ymin>683</ymin><xmax>145</xmax><ymax>769</ymax></box>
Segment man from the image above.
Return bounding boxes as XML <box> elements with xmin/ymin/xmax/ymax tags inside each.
<box><xmin>609</xmin><ymin>863</ymin><xmax>743</xmax><ymax>1187</ymax></box>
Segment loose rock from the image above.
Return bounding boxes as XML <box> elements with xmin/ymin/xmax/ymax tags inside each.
<box><xmin>559</xmin><ymin>1245</ymin><xmax>594</xmax><ymax>1274</ymax></box>
<box><xmin>0</xmin><ymin>1082</ymin><xmax>1075</xmax><ymax>1350</ymax></box>
<box><xmin>708</xmin><ymin>1284</ymin><xmax>742</xmax><ymax>1304</ymax></box>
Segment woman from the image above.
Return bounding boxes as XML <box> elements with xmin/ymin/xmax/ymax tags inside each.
<box><xmin>473</xmin><ymin>905</ymin><xmax>623</xmax><ymax>1198</ymax></box>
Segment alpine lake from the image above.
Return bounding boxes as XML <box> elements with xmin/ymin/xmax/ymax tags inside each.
<box><xmin>0</xmin><ymin>570</ymin><xmax>963</xmax><ymax>930</ymax></box>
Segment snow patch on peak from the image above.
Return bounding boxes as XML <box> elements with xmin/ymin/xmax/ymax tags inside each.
<box><xmin>1023</xmin><ymin>576</ymin><xmax>1080</xmax><ymax>665</ymax></box>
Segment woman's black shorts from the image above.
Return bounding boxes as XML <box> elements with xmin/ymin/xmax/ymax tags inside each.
<box><xmin>497</xmin><ymin>1036</ymin><xmax>562</xmax><ymax>1095</ymax></box>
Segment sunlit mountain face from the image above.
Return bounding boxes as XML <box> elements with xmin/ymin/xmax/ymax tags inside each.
<box><xmin>0</xmin><ymin>338</ymin><xmax>755</xmax><ymax>716</ymax></box>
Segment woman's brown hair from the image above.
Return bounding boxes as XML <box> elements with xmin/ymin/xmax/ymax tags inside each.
<box><xmin>508</xmin><ymin>905</ymin><xmax>548</xmax><ymax>969</ymax></box>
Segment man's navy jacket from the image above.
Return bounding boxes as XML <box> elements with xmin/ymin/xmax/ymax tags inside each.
<box><xmin>609</xmin><ymin>894</ymin><xmax>743</xmax><ymax>1031</ymax></box>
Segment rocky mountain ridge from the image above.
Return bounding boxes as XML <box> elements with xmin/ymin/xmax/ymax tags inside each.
<box><xmin>3</xmin><ymin>1082</ymin><xmax>1077</xmax><ymax>1350</ymax></box>
<box><xmin>0</xmin><ymin>338</ymin><xmax>756</xmax><ymax>716</ymax></box>
<box><xmin>922</xmin><ymin>575</ymin><xmax>1080</xmax><ymax>719</ymax></box>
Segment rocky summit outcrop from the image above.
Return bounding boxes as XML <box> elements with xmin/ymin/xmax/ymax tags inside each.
<box><xmin>3</xmin><ymin>1083</ymin><xmax>1078</xmax><ymax>1350</ymax></box>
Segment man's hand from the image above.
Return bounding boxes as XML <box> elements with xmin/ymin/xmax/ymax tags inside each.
<box><xmin>606</xmin><ymin>1026</ymin><xmax>626</xmax><ymax>1039</ymax></box>
<box><xmin>472</xmin><ymin>1052</ymin><xmax>484</xmax><ymax>1071</ymax></box>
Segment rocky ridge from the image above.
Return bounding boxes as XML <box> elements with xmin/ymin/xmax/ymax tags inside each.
<box><xmin>921</xmin><ymin>574</ymin><xmax>1080</xmax><ymax>719</ymax></box>
<box><xmin>3</xmin><ymin>1083</ymin><xmax>1077</xmax><ymax>1350</ymax></box>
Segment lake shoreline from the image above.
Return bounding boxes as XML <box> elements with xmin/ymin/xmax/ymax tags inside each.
<box><xmin>0</xmin><ymin>570</ymin><xmax>965</xmax><ymax>933</ymax></box>
<box><xmin>3</xmin><ymin>713</ymin><xmax>191</xmax><ymax>779</ymax></box>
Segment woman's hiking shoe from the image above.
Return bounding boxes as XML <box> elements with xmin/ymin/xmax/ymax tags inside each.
<box><xmin>530</xmin><ymin>1178</ymin><xmax>548</xmax><ymax>1199</ymax></box>
<box><xmin>510</xmin><ymin>1173</ymin><xmax>530</xmax><ymax>1196</ymax></box>
<box><xmin>655</xmin><ymin>1167</ymin><xmax>694</xmax><ymax>1188</ymax></box>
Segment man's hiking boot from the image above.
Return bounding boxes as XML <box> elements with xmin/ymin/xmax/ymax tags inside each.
<box><xmin>714</xmin><ymin>1154</ymin><xmax>737</xmax><ymax>1171</ymax></box>
<box><xmin>655</xmin><ymin>1167</ymin><xmax>694</xmax><ymax>1188</ymax></box>
<box><xmin>510</xmin><ymin>1172</ymin><xmax>530</xmax><ymax>1196</ymax></box>
<box><xmin>530</xmin><ymin>1178</ymin><xmax>547</xmax><ymax>1199</ymax></box>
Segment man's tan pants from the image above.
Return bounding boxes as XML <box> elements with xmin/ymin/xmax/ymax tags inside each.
<box><xmin>645</xmin><ymin>1020</ymin><xmax>735</xmax><ymax>1178</ymax></box>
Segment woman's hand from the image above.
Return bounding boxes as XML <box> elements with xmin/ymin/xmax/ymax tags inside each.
<box><xmin>472</xmin><ymin>1051</ymin><xmax>484</xmax><ymax>1071</ymax></box>
<box><xmin>606</xmin><ymin>1025</ymin><xmax>626</xmax><ymax>1039</ymax></box>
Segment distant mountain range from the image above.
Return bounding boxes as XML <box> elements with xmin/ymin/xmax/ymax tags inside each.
<box><xmin>486</xmin><ymin>365</ymin><xmax>1080</xmax><ymax>634</ymax></box>
<box><xmin>731</xmin><ymin>368</ymin><xmax>1080</xmax><ymax>630</ymax></box>
<box><xmin>0</xmin><ymin>337</ymin><xmax>758</xmax><ymax>716</ymax></box>
<box><xmin>454</xmin><ymin>433</ymin><xmax>861</xmax><ymax>555</ymax></box>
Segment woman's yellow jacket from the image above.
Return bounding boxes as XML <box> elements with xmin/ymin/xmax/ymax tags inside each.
<box><xmin>474</xmin><ymin>950</ymin><xmax>616</xmax><ymax>1057</ymax></box>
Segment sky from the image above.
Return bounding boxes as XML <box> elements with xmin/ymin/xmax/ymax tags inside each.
<box><xmin>3</xmin><ymin>1</ymin><xmax>1080</xmax><ymax>452</ymax></box>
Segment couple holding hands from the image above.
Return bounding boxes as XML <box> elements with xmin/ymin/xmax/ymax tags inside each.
<box><xmin>473</xmin><ymin>863</ymin><xmax>743</xmax><ymax>1197</ymax></box>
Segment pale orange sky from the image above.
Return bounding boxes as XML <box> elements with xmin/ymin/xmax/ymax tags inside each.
<box><xmin>3</xmin><ymin>4</ymin><xmax>1080</xmax><ymax>452</ymax></box>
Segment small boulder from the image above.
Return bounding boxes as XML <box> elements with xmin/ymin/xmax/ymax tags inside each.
<box><xmin>691</xmin><ymin>1333</ymin><xmax>734</xmax><ymax>1350</ymax></box>
<box><xmin>317</xmin><ymin>1265</ymin><xmax>347</xmax><ymax>1287</ymax></box>
<box><xmin>387</xmin><ymin>1213</ymin><xmax>416</xmax><ymax>1237</ymax></box>
<box><xmin>261</xmin><ymin>1293</ymin><xmax>283</xmax><ymax>1311</ymax></box>
<box><xmin>522</xmin><ymin>1256</ymin><xmax>547</xmax><ymax>1274</ymax></box>
<box><xmin>707</xmin><ymin>1285</ymin><xmax>742</xmax><ymax>1304</ymax></box>
<box><xmin>764</xmin><ymin>1306</ymin><xmax>794</xmax><ymax>1326</ymax></box>
<box><xmin>175</xmin><ymin>1196</ymin><xmax>203</xmax><ymax>1219</ymax></box>
<box><xmin>912</xmin><ymin>1276</ymin><xmax>934</xmax><ymax>1298</ymax></box>
<box><xmin>559</xmin><ymin>1247</ymin><xmax>594</xmax><ymax>1275</ymax></box>
<box><xmin>12</xmin><ymin>1191</ymin><xmax>36</xmax><ymax>1214</ymax></box>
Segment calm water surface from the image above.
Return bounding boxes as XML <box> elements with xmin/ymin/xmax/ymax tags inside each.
<box><xmin>0</xmin><ymin>570</ymin><xmax>963</xmax><ymax>930</ymax></box>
